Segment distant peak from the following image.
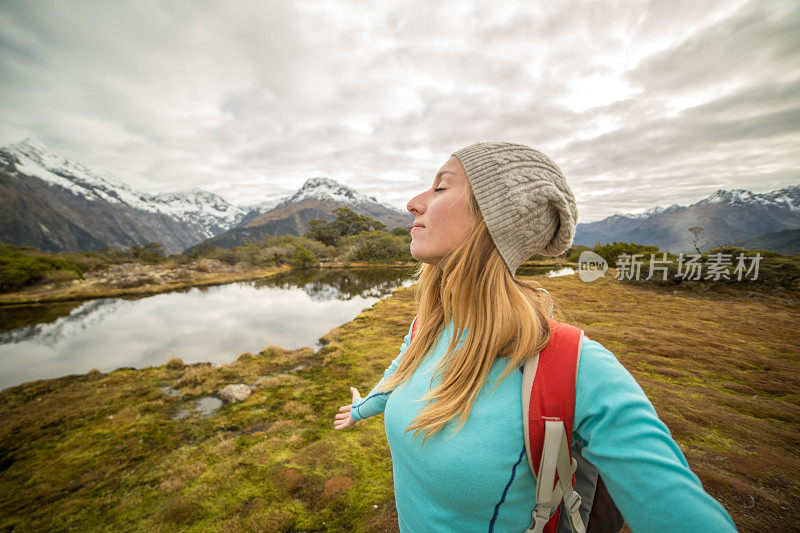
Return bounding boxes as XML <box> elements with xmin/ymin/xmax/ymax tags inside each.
<box><xmin>301</xmin><ymin>176</ymin><xmax>346</xmax><ymax>189</ymax></box>
<box><xmin>11</xmin><ymin>136</ymin><xmax>48</xmax><ymax>153</ymax></box>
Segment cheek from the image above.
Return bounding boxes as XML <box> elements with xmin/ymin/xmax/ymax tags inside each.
<box><xmin>450</xmin><ymin>200</ymin><xmax>475</xmax><ymax>237</ymax></box>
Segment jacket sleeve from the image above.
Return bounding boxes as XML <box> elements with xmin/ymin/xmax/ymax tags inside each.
<box><xmin>573</xmin><ymin>337</ymin><xmax>738</xmax><ymax>532</ymax></box>
<box><xmin>350</xmin><ymin>318</ymin><xmax>415</xmax><ymax>422</ymax></box>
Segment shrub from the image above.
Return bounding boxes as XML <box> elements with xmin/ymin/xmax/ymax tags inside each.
<box><xmin>593</xmin><ymin>241</ymin><xmax>660</xmax><ymax>268</ymax></box>
<box><xmin>166</xmin><ymin>358</ymin><xmax>184</xmax><ymax>369</ymax></box>
<box><xmin>346</xmin><ymin>231</ymin><xmax>413</xmax><ymax>263</ymax></box>
<box><xmin>289</xmin><ymin>245</ymin><xmax>316</xmax><ymax>268</ymax></box>
<box><xmin>391</xmin><ymin>226</ymin><xmax>411</xmax><ymax>237</ymax></box>
<box><xmin>565</xmin><ymin>245</ymin><xmax>591</xmax><ymax>263</ymax></box>
<box><xmin>611</xmin><ymin>244</ymin><xmax>800</xmax><ymax>294</ymax></box>
<box><xmin>61</xmin><ymin>250</ymin><xmax>113</xmax><ymax>271</ymax></box>
<box><xmin>218</xmin><ymin>247</ymin><xmax>250</xmax><ymax>266</ymax></box>
<box><xmin>131</xmin><ymin>242</ymin><xmax>167</xmax><ymax>264</ymax></box>
<box><xmin>41</xmin><ymin>269</ymin><xmax>81</xmax><ymax>284</ymax></box>
<box><xmin>0</xmin><ymin>244</ymin><xmax>84</xmax><ymax>292</ymax></box>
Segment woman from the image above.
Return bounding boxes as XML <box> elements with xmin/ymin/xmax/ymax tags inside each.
<box><xmin>333</xmin><ymin>142</ymin><xmax>737</xmax><ymax>532</ymax></box>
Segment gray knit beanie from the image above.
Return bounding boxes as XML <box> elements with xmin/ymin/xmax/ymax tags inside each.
<box><xmin>452</xmin><ymin>141</ymin><xmax>578</xmax><ymax>277</ymax></box>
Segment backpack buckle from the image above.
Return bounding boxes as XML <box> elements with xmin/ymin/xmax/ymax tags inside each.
<box><xmin>533</xmin><ymin>503</ymin><xmax>557</xmax><ymax>521</ymax></box>
<box><xmin>564</xmin><ymin>490</ymin><xmax>582</xmax><ymax>515</ymax></box>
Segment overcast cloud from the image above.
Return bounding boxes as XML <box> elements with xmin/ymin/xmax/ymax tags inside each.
<box><xmin>1</xmin><ymin>0</ymin><xmax>797</xmax><ymax>221</ymax></box>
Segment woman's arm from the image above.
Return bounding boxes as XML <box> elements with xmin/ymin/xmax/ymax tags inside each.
<box><xmin>333</xmin><ymin>319</ymin><xmax>414</xmax><ymax>429</ymax></box>
<box><xmin>573</xmin><ymin>337</ymin><xmax>738</xmax><ymax>532</ymax></box>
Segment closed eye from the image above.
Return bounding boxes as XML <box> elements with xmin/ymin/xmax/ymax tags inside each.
<box><xmin>434</xmin><ymin>188</ymin><xmax>445</xmax><ymax>192</ymax></box>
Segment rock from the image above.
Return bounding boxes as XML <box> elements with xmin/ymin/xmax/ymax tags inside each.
<box><xmin>217</xmin><ymin>384</ymin><xmax>252</xmax><ymax>404</ymax></box>
<box><xmin>116</xmin><ymin>274</ymin><xmax>154</xmax><ymax>288</ymax></box>
<box><xmin>322</xmin><ymin>475</ymin><xmax>353</xmax><ymax>502</ymax></box>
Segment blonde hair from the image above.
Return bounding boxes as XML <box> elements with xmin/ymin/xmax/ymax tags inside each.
<box><xmin>376</xmin><ymin>184</ymin><xmax>553</xmax><ymax>445</ymax></box>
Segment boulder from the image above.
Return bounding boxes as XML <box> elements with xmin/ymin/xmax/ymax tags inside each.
<box><xmin>217</xmin><ymin>384</ymin><xmax>252</xmax><ymax>404</ymax></box>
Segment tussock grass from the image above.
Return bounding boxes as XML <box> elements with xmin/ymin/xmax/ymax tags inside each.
<box><xmin>0</xmin><ymin>276</ymin><xmax>796</xmax><ymax>531</ymax></box>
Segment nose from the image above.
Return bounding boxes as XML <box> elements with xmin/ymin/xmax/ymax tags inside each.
<box><xmin>407</xmin><ymin>190</ymin><xmax>426</xmax><ymax>216</ymax></box>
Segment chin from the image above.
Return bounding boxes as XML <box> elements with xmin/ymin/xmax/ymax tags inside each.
<box><xmin>410</xmin><ymin>252</ymin><xmax>439</xmax><ymax>267</ymax></box>
<box><xmin>411</xmin><ymin>243</ymin><xmax>443</xmax><ymax>266</ymax></box>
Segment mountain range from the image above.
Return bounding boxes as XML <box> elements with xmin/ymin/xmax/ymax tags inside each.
<box><xmin>0</xmin><ymin>138</ymin><xmax>411</xmax><ymax>254</ymax></box>
<box><xmin>0</xmin><ymin>137</ymin><xmax>797</xmax><ymax>256</ymax></box>
<box><xmin>574</xmin><ymin>186</ymin><xmax>800</xmax><ymax>254</ymax></box>
<box><xmin>194</xmin><ymin>176</ymin><xmax>412</xmax><ymax>252</ymax></box>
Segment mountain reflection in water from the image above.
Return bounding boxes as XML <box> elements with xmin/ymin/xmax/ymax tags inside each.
<box><xmin>0</xmin><ymin>267</ymin><xmax>415</xmax><ymax>391</ymax></box>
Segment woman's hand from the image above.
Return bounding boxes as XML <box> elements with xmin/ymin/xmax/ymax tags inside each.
<box><xmin>333</xmin><ymin>387</ymin><xmax>361</xmax><ymax>430</ymax></box>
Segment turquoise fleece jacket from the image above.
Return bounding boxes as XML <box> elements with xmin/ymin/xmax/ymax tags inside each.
<box><xmin>350</xmin><ymin>320</ymin><xmax>737</xmax><ymax>532</ymax></box>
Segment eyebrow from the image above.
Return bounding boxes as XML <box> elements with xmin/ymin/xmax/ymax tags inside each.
<box><xmin>434</xmin><ymin>169</ymin><xmax>456</xmax><ymax>185</ymax></box>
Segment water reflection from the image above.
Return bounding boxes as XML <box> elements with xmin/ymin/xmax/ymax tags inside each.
<box><xmin>545</xmin><ymin>267</ymin><xmax>576</xmax><ymax>277</ymax></box>
<box><xmin>516</xmin><ymin>265</ymin><xmax>576</xmax><ymax>277</ymax></box>
<box><xmin>256</xmin><ymin>267</ymin><xmax>416</xmax><ymax>300</ymax></box>
<box><xmin>0</xmin><ymin>298</ymin><xmax>129</xmax><ymax>344</ymax></box>
<box><xmin>0</xmin><ymin>300</ymin><xmax>84</xmax><ymax>335</ymax></box>
<box><xmin>0</xmin><ymin>268</ymin><xmax>415</xmax><ymax>392</ymax></box>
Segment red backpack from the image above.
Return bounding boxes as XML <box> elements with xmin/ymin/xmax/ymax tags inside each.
<box><xmin>409</xmin><ymin>315</ymin><xmax>624</xmax><ymax>533</ymax></box>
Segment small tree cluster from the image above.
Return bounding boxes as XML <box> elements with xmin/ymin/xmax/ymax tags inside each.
<box><xmin>305</xmin><ymin>207</ymin><xmax>387</xmax><ymax>246</ymax></box>
<box><xmin>130</xmin><ymin>242</ymin><xmax>167</xmax><ymax>264</ymax></box>
<box><xmin>345</xmin><ymin>230</ymin><xmax>413</xmax><ymax>263</ymax></box>
<box><xmin>593</xmin><ymin>241</ymin><xmax>660</xmax><ymax>268</ymax></box>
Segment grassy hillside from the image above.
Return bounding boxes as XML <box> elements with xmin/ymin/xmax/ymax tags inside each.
<box><xmin>0</xmin><ymin>274</ymin><xmax>797</xmax><ymax>531</ymax></box>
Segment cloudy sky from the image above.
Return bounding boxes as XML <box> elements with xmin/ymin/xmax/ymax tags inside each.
<box><xmin>1</xmin><ymin>0</ymin><xmax>797</xmax><ymax>222</ymax></box>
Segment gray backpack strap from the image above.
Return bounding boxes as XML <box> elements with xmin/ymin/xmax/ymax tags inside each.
<box><xmin>529</xmin><ymin>420</ymin><xmax>586</xmax><ymax>533</ymax></box>
<box><xmin>523</xmin><ymin>356</ymin><xmax>585</xmax><ymax>533</ymax></box>
<box><xmin>525</xmin><ymin>295</ymin><xmax>585</xmax><ymax>533</ymax></box>
<box><xmin>524</xmin><ymin>290</ymin><xmax>552</xmax><ymax>474</ymax></box>
<box><xmin>521</xmin><ymin>351</ymin><xmax>539</xmax><ymax>475</ymax></box>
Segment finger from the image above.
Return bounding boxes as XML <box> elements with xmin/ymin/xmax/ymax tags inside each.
<box><xmin>335</xmin><ymin>416</ymin><xmax>352</xmax><ymax>425</ymax></box>
<box><xmin>338</xmin><ymin>405</ymin><xmax>352</xmax><ymax>412</ymax></box>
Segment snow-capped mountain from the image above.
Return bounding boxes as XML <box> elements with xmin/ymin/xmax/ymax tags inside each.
<box><xmin>0</xmin><ymin>137</ymin><xmax>412</xmax><ymax>254</ymax></box>
<box><xmin>574</xmin><ymin>185</ymin><xmax>800</xmax><ymax>253</ymax></box>
<box><xmin>242</xmin><ymin>196</ymin><xmax>284</xmax><ymax>214</ymax></box>
<box><xmin>4</xmin><ymin>138</ymin><xmax>247</xmax><ymax>238</ymax></box>
<box><xmin>698</xmin><ymin>187</ymin><xmax>800</xmax><ymax>211</ymax></box>
<box><xmin>274</xmin><ymin>176</ymin><xmax>397</xmax><ymax>211</ymax></box>
<box><xmin>188</xmin><ymin>176</ymin><xmax>413</xmax><ymax>252</ymax></box>
<box><xmin>621</xmin><ymin>203</ymin><xmax>683</xmax><ymax>219</ymax></box>
<box><xmin>611</xmin><ymin>187</ymin><xmax>799</xmax><ymax>222</ymax></box>
<box><xmin>0</xmin><ymin>137</ymin><xmax>256</xmax><ymax>253</ymax></box>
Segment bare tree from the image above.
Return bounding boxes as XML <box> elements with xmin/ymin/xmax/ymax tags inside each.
<box><xmin>687</xmin><ymin>227</ymin><xmax>712</xmax><ymax>254</ymax></box>
<box><xmin>687</xmin><ymin>226</ymin><xmax>740</xmax><ymax>254</ymax></box>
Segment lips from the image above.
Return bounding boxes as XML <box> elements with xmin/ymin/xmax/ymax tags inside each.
<box><xmin>412</xmin><ymin>223</ymin><xmax>425</xmax><ymax>228</ymax></box>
